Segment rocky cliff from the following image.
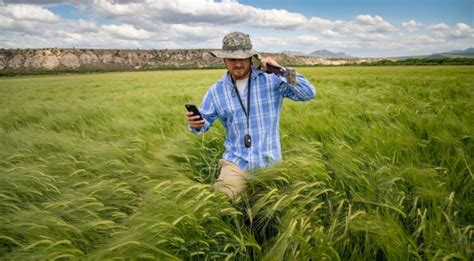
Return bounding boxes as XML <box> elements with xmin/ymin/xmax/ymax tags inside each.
<box><xmin>0</xmin><ymin>48</ymin><xmax>357</xmax><ymax>74</ymax></box>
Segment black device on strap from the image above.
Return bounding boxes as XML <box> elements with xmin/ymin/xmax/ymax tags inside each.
<box><xmin>232</xmin><ymin>75</ymin><xmax>252</xmax><ymax>148</ymax></box>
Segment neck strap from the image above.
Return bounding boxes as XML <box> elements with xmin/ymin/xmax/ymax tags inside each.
<box><xmin>232</xmin><ymin>74</ymin><xmax>251</xmax><ymax>131</ymax></box>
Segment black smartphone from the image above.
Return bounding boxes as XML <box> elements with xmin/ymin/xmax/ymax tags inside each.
<box><xmin>185</xmin><ymin>104</ymin><xmax>203</xmax><ymax>121</ymax></box>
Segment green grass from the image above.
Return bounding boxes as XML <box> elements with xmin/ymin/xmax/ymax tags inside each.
<box><xmin>0</xmin><ymin>66</ymin><xmax>473</xmax><ymax>260</ymax></box>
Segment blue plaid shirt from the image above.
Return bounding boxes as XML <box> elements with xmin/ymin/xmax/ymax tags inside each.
<box><xmin>189</xmin><ymin>67</ymin><xmax>316</xmax><ymax>171</ymax></box>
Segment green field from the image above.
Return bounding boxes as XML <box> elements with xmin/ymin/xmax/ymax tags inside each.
<box><xmin>0</xmin><ymin>66</ymin><xmax>473</xmax><ymax>260</ymax></box>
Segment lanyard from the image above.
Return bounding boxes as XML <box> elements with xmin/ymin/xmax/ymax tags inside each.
<box><xmin>232</xmin><ymin>74</ymin><xmax>252</xmax><ymax>148</ymax></box>
<box><xmin>233</xmin><ymin>75</ymin><xmax>251</xmax><ymax>129</ymax></box>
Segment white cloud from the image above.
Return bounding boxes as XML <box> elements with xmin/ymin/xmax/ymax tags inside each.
<box><xmin>307</xmin><ymin>14</ymin><xmax>396</xmax><ymax>42</ymax></box>
<box><xmin>76</xmin><ymin>19</ymin><xmax>99</xmax><ymax>33</ymax></box>
<box><xmin>288</xmin><ymin>35</ymin><xmax>352</xmax><ymax>51</ymax></box>
<box><xmin>247</xmin><ymin>8</ymin><xmax>307</xmax><ymax>29</ymax></box>
<box><xmin>316</xmin><ymin>15</ymin><xmax>396</xmax><ymax>43</ymax></box>
<box><xmin>428</xmin><ymin>22</ymin><xmax>474</xmax><ymax>39</ymax></box>
<box><xmin>353</xmin><ymin>15</ymin><xmax>396</xmax><ymax>33</ymax></box>
<box><xmin>3</xmin><ymin>0</ymin><xmax>91</xmax><ymax>4</ymax></box>
<box><xmin>93</xmin><ymin>0</ymin><xmax>144</xmax><ymax>16</ymax></box>
<box><xmin>451</xmin><ymin>23</ymin><xmax>474</xmax><ymax>38</ymax></box>
<box><xmin>144</xmin><ymin>0</ymin><xmax>247</xmax><ymax>24</ymax></box>
<box><xmin>166</xmin><ymin>24</ymin><xmax>228</xmax><ymax>42</ymax></box>
<box><xmin>251</xmin><ymin>36</ymin><xmax>289</xmax><ymax>52</ymax></box>
<box><xmin>101</xmin><ymin>24</ymin><xmax>153</xmax><ymax>40</ymax></box>
<box><xmin>93</xmin><ymin>0</ymin><xmax>307</xmax><ymax>29</ymax></box>
<box><xmin>0</xmin><ymin>15</ymin><xmax>38</xmax><ymax>33</ymax></box>
<box><xmin>0</xmin><ymin>4</ymin><xmax>63</xmax><ymax>34</ymax></box>
<box><xmin>308</xmin><ymin>17</ymin><xmax>334</xmax><ymax>29</ymax></box>
<box><xmin>321</xmin><ymin>29</ymin><xmax>340</xmax><ymax>37</ymax></box>
<box><xmin>428</xmin><ymin>23</ymin><xmax>450</xmax><ymax>31</ymax></box>
<box><xmin>3</xmin><ymin>4</ymin><xmax>59</xmax><ymax>22</ymax></box>
<box><xmin>402</xmin><ymin>20</ymin><xmax>421</xmax><ymax>32</ymax></box>
<box><xmin>0</xmin><ymin>1</ymin><xmax>472</xmax><ymax>57</ymax></box>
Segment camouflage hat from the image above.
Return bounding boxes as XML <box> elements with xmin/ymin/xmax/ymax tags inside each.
<box><xmin>211</xmin><ymin>32</ymin><xmax>259</xmax><ymax>59</ymax></box>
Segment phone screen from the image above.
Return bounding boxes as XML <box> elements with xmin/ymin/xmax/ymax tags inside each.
<box><xmin>185</xmin><ymin>104</ymin><xmax>203</xmax><ymax>121</ymax></box>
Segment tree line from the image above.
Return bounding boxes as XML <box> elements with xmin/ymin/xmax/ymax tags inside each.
<box><xmin>355</xmin><ymin>57</ymin><xmax>474</xmax><ymax>66</ymax></box>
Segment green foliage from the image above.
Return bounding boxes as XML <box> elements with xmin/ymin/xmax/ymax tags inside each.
<box><xmin>357</xmin><ymin>57</ymin><xmax>474</xmax><ymax>66</ymax></box>
<box><xmin>0</xmin><ymin>66</ymin><xmax>472</xmax><ymax>260</ymax></box>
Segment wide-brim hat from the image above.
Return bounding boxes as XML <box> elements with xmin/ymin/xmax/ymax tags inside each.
<box><xmin>211</xmin><ymin>32</ymin><xmax>259</xmax><ymax>59</ymax></box>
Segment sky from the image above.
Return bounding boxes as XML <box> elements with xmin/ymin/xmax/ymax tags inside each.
<box><xmin>0</xmin><ymin>0</ymin><xmax>473</xmax><ymax>57</ymax></box>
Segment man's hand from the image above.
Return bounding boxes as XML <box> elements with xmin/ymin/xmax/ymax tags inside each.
<box><xmin>259</xmin><ymin>56</ymin><xmax>282</xmax><ymax>72</ymax></box>
<box><xmin>186</xmin><ymin>112</ymin><xmax>205</xmax><ymax>129</ymax></box>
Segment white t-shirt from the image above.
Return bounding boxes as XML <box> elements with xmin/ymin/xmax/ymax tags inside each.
<box><xmin>236</xmin><ymin>77</ymin><xmax>249</xmax><ymax>96</ymax></box>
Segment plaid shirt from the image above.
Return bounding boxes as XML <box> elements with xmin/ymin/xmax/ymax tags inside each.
<box><xmin>189</xmin><ymin>67</ymin><xmax>316</xmax><ymax>171</ymax></box>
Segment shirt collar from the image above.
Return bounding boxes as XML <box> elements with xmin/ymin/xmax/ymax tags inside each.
<box><xmin>223</xmin><ymin>67</ymin><xmax>263</xmax><ymax>90</ymax></box>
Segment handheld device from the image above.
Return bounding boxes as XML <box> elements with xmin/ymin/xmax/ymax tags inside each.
<box><xmin>185</xmin><ymin>104</ymin><xmax>203</xmax><ymax>121</ymax></box>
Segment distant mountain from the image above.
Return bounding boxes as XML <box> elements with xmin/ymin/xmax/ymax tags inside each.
<box><xmin>444</xmin><ymin>47</ymin><xmax>474</xmax><ymax>55</ymax></box>
<box><xmin>279</xmin><ymin>49</ymin><xmax>354</xmax><ymax>58</ymax></box>
<box><xmin>310</xmin><ymin>49</ymin><xmax>353</xmax><ymax>59</ymax></box>
<box><xmin>429</xmin><ymin>47</ymin><xmax>474</xmax><ymax>57</ymax></box>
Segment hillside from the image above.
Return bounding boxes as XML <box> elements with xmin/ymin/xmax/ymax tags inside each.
<box><xmin>3</xmin><ymin>47</ymin><xmax>470</xmax><ymax>75</ymax></box>
<box><xmin>0</xmin><ymin>48</ymin><xmax>356</xmax><ymax>74</ymax></box>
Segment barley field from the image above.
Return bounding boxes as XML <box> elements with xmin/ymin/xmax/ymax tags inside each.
<box><xmin>0</xmin><ymin>66</ymin><xmax>472</xmax><ymax>260</ymax></box>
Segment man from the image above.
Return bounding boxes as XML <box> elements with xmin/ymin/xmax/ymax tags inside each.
<box><xmin>186</xmin><ymin>32</ymin><xmax>316</xmax><ymax>200</ymax></box>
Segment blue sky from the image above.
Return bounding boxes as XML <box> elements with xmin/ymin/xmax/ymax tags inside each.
<box><xmin>1</xmin><ymin>0</ymin><xmax>473</xmax><ymax>57</ymax></box>
<box><xmin>48</xmin><ymin>4</ymin><xmax>84</xmax><ymax>20</ymax></box>
<box><xmin>239</xmin><ymin>0</ymin><xmax>473</xmax><ymax>26</ymax></box>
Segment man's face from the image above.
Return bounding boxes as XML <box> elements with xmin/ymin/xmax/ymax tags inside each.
<box><xmin>224</xmin><ymin>58</ymin><xmax>251</xmax><ymax>80</ymax></box>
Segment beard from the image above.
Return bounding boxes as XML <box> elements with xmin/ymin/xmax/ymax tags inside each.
<box><xmin>230</xmin><ymin>67</ymin><xmax>250</xmax><ymax>80</ymax></box>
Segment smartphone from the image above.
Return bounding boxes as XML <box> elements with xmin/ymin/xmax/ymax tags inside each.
<box><xmin>185</xmin><ymin>104</ymin><xmax>203</xmax><ymax>121</ymax></box>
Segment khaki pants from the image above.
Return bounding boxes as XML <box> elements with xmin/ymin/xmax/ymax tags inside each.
<box><xmin>213</xmin><ymin>159</ymin><xmax>246</xmax><ymax>200</ymax></box>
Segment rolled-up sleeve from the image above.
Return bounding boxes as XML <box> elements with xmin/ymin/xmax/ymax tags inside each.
<box><xmin>278</xmin><ymin>72</ymin><xmax>316</xmax><ymax>101</ymax></box>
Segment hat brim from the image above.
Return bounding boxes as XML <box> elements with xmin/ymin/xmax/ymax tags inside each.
<box><xmin>211</xmin><ymin>49</ymin><xmax>259</xmax><ymax>59</ymax></box>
